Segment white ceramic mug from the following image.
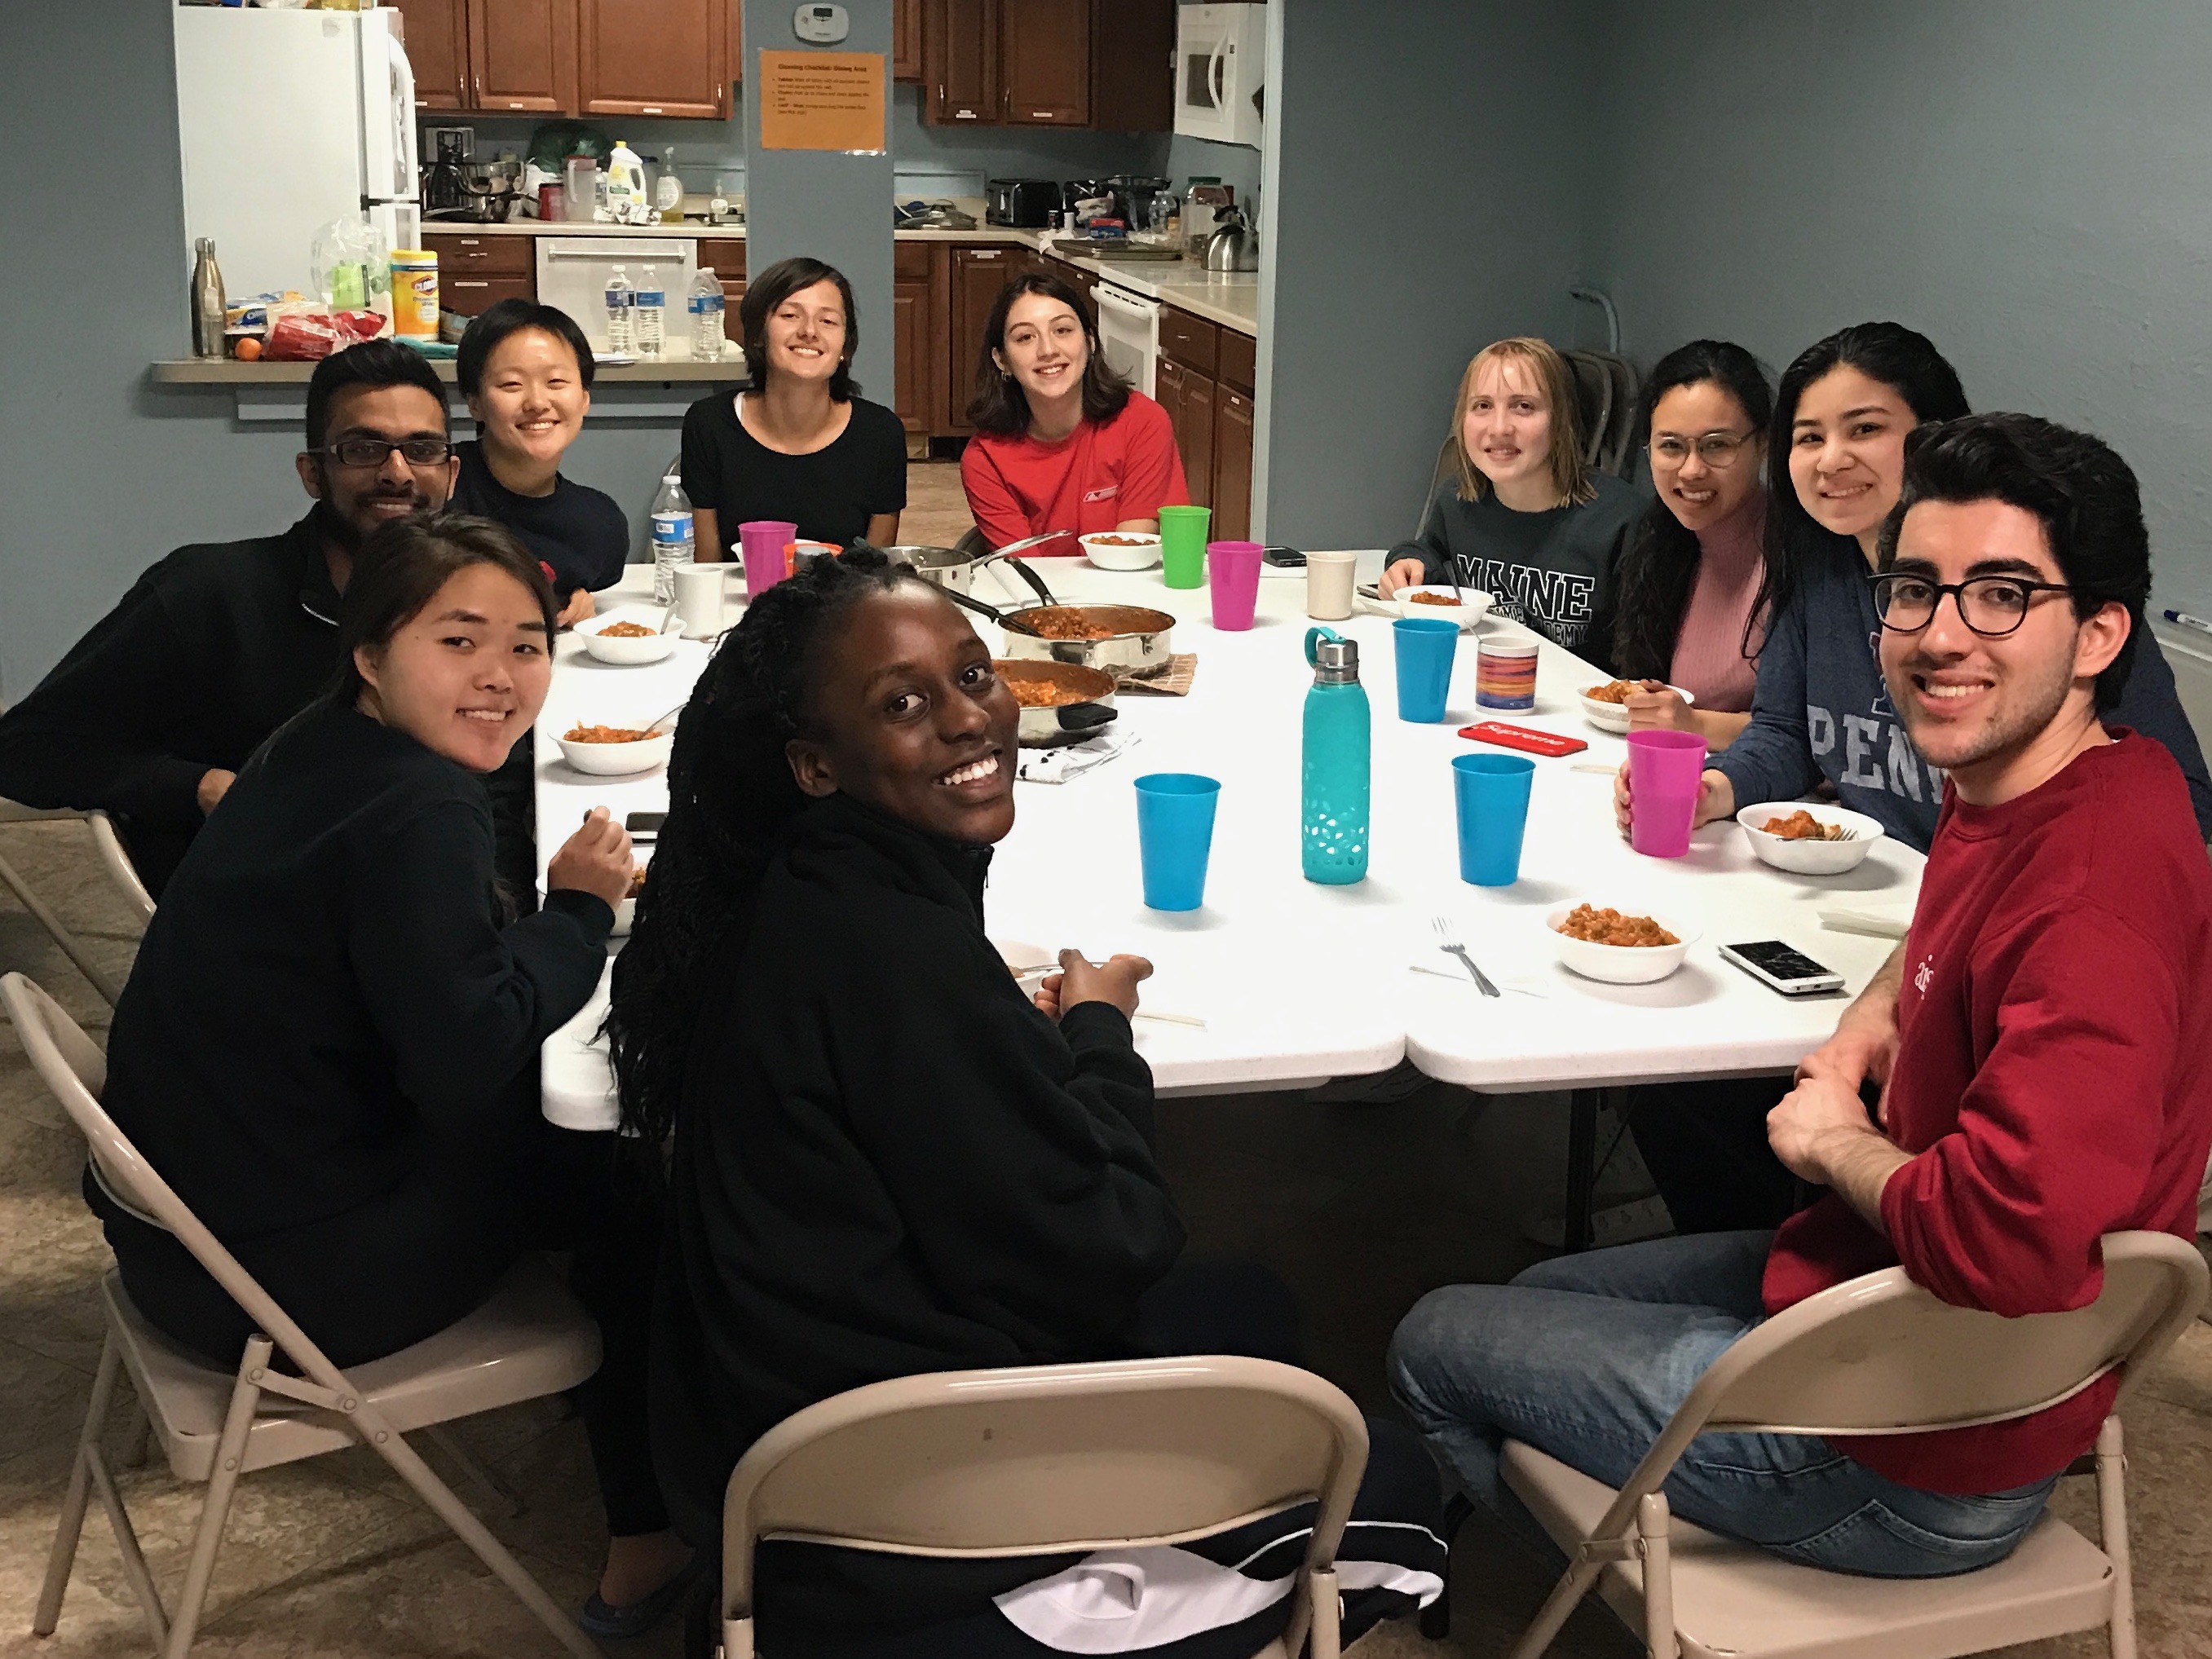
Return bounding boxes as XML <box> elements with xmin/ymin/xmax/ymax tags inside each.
<box><xmin>672</xmin><ymin>563</ymin><xmax>731</xmax><ymax>639</ymax></box>
<box><xmin>1305</xmin><ymin>549</ymin><xmax>1358</xmax><ymax>620</ymax></box>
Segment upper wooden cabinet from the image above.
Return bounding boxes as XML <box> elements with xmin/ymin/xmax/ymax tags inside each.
<box><xmin>394</xmin><ymin>0</ymin><xmax>470</xmax><ymax>111</ymax></box>
<box><xmin>579</xmin><ymin>0</ymin><xmax>728</xmax><ymax>118</ymax></box>
<box><xmin>473</xmin><ymin>0</ymin><xmax>576</xmax><ymax>113</ymax></box>
<box><xmin>924</xmin><ymin>0</ymin><xmax>1171</xmax><ymax>130</ymax></box>
<box><xmin>893</xmin><ymin>0</ymin><xmax>924</xmax><ymax>83</ymax></box>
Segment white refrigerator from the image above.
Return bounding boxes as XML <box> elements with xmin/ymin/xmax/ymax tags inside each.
<box><xmin>173</xmin><ymin>6</ymin><xmax>421</xmax><ymax>299</ymax></box>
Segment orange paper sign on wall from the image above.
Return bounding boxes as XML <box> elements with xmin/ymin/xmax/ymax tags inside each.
<box><xmin>758</xmin><ymin>51</ymin><xmax>886</xmax><ymax>152</ymax></box>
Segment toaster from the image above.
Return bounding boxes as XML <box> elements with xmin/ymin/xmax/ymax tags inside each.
<box><xmin>986</xmin><ymin>179</ymin><xmax>1059</xmax><ymax>228</ymax></box>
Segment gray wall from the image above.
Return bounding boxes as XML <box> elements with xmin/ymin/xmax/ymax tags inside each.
<box><xmin>1261</xmin><ymin>0</ymin><xmax>1601</xmax><ymax>549</ymax></box>
<box><xmin>1585</xmin><ymin>2</ymin><xmax>2212</xmax><ymax>616</ymax></box>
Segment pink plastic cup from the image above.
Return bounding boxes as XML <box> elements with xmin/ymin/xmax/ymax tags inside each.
<box><xmin>738</xmin><ymin>519</ymin><xmax>799</xmax><ymax>600</ymax></box>
<box><xmin>1627</xmin><ymin>730</ymin><xmax>1709</xmax><ymax>858</ymax></box>
<box><xmin>1207</xmin><ymin>540</ymin><xmax>1264</xmax><ymax>631</ymax></box>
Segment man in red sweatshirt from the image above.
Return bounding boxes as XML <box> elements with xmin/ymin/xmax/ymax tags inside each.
<box><xmin>1390</xmin><ymin>412</ymin><xmax>2212</xmax><ymax>1576</ymax></box>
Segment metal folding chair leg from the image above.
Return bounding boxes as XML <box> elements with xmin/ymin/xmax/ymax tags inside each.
<box><xmin>161</xmin><ymin>1336</ymin><xmax>271</xmax><ymax>1659</ymax></box>
<box><xmin>424</xmin><ymin>1422</ymin><xmax>526</xmax><ymax>1518</ymax></box>
<box><xmin>36</xmin><ymin>1332</ymin><xmax>169</xmax><ymax>1648</ymax></box>
<box><xmin>2097</xmin><ymin>1417</ymin><xmax>2135</xmax><ymax>1659</ymax></box>
<box><xmin>0</xmin><ymin>848</ymin><xmax>124</xmax><ymax>1007</ymax></box>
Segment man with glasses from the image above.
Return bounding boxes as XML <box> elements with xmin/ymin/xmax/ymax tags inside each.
<box><xmin>1392</xmin><ymin>412</ymin><xmax>2212</xmax><ymax>1576</ymax></box>
<box><xmin>0</xmin><ymin>341</ymin><xmax>461</xmax><ymax>894</ymax></box>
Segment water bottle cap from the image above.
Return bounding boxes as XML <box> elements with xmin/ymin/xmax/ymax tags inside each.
<box><xmin>1314</xmin><ymin>637</ymin><xmax>1358</xmax><ymax>671</ymax></box>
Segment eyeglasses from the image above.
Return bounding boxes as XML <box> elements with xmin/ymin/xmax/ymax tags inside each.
<box><xmin>1869</xmin><ymin>572</ymin><xmax>2077</xmax><ymax>638</ymax></box>
<box><xmin>1649</xmin><ymin>430</ymin><xmax>1757</xmax><ymax>470</ymax></box>
<box><xmin>315</xmin><ymin>436</ymin><xmax>453</xmax><ymax>470</ymax></box>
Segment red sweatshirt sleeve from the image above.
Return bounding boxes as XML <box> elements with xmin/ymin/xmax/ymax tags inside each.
<box><xmin>1880</xmin><ymin>904</ymin><xmax>2182</xmax><ymax>1317</ymax></box>
<box><xmin>1114</xmin><ymin>395</ymin><xmax>1190</xmax><ymax>523</ymax></box>
<box><xmin>960</xmin><ymin>434</ymin><xmax>1036</xmax><ymax>549</ymax></box>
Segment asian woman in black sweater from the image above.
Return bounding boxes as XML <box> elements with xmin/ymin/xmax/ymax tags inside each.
<box><xmin>608</xmin><ymin>549</ymin><xmax>1442</xmax><ymax>1657</ymax></box>
<box><xmin>94</xmin><ymin>514</ymin><xmax>692</xmax><ymax>1639</ymax></box>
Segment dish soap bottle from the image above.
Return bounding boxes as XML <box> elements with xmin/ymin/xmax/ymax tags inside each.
<box><xmin>1302</xmin><ymin>628</ymin><xmax>1371</xmax><ymax>884</ymax></box>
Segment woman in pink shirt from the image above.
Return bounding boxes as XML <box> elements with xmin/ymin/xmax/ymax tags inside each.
<box><xmin>1609</xmin><ymin>341</ymin><xmax>1773</xmax><ymax>751</ymax></box>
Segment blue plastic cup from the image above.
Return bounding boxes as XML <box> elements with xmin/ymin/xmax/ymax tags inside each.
<box><xmin>1393</xmin><ymin>616</ymin><xmax>1460</xmax><ymax>722</ymax></box>
<box><xmin>1134</xmin><ymin>773</ymin><xmax>1221</xmax><ymax>911</ymax></box>
<box><xmin>1452</xmin><ymin>752</ymin><xmax>1536</xmax><ymax>885</ymax></box>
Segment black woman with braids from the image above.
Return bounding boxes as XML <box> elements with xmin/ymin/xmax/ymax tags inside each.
<box><xmin>608</xmin><ymin>549</ymin><xmax>1443</xmax><ymax>1657</ymax></box>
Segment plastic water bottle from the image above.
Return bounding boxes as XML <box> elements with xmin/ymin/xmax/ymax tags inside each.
<box><xmin>634</xmin><ymin>264</ymin><xmax>666</xmax><ymax>357</ymax></box>
<box><xmin>688</xmin><ymin>267</ymin><xmax>726</xmax><ymax>360</ymax></box>
<box><xmin>603</xmin><ymin>266</ymin><xmax>633</xmax><ymax>353</ymax></box>
<box><xmin>1300</xmin><ymin>628</ymin><xmax>1371</xmax><ymax>884</ymax></box>
<box><xmin>650</xmin><ymin>473</ymin><xmax>693</xmax><ymax>604</ymax></box>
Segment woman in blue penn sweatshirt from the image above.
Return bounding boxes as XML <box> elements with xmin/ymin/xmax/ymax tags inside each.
<box><xmin>1628</xmin><ymin>322</ymin><xmax>2211</xmax><ymax>853</ymax></box>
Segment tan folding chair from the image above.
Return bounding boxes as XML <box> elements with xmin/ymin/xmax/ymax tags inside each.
<box><xmin>717</xmin><ymin>1354</ymin><xmax>1370</xmax><ymax>1659</ymax></box>
<box><xmin>2</xmin><ymin>973</ymin><xmax>607</xmax><ymax>1659</ymax></box>
<box><xmin>0</xmin><ymin>802</ymin><xmax>127</xmax><ymax>1005</ymax></box>
<box><xmin>86</xmin><ymin>810</ymin><xmax>157</xmax><ymax>924</ymax></box>
<box><xmin>1500</xmin><ymin>1229</ymin><xmax>2207</xmax><ymax>1659</ymax></box>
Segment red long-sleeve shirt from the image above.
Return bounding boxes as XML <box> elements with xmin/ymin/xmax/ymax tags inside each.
<box><xmin>1763</xmin><ymin>732</ymin><xmax>2212</xmax><ymax>1493</ymax></box>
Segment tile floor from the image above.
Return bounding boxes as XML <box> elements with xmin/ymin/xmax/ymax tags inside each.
<box><xmin>1</xmin><ymin>810</ymin><xmax>2208</xmax><ymax>1657</ymax></box>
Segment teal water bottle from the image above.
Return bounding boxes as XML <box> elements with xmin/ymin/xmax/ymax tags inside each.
<box><xmin>1302</xmin><ymin>627</ymin><xmax>1371</xmax><ymax>883</ymax></box>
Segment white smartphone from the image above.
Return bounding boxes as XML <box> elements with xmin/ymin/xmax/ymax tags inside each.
<box><xmin>1720</xmin><ymin>940</ymin><xmax>1846</xmax><ymax>997</ymax></box>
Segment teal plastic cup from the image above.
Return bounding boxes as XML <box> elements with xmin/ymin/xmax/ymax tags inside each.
<box><xmin>1393</xmin><ymin>616</ymin><xmax>1460</xmax><ymax>721</ymax></box>
<box><xmin>1134</xmin><ymin>773</ymin><xmax>1221</xmax><ymax>910</ymax></box>
<box><xmin>1453</xmin><ymin>752</ymin><xmax>1535</xmax><ymax>885</ymax></box>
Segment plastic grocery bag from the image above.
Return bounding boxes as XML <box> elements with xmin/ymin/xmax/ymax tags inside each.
<box><xmin>263</xmin><ymin>302</ymin><xmax>389</xmax><ymax>361</ymax></box>
<box><xmin>310</xmin><ymin>216</ymin><xmax>393</xmax><ymax>315</ymax></box>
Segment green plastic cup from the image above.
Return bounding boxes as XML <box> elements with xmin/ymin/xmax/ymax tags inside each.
<box><xmin>1158</xmin><ymin>505</ymin><xmax>1212</xmax><ymax>589</ymax></box>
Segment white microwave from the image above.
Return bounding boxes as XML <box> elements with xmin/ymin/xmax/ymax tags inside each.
<box><xmin>1174</xmin><ymin>4</ymin><xmax>1265</xmax><ymax>148</ymax></box>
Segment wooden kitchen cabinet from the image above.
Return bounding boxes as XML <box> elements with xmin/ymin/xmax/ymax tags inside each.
<box><xmin>392</xmin><ymin>0</ymin><xmax>470</xmax><ymax>111</ymax></box>
<box><xmin>943</xmin><ymin>245</ymin><xmax>1016</xmax><ymax>432</ymax></box>
<box><xmin>1155</xmin><ymin>356</ymin><xmax>1213</xmax><ymax>511</ymax></box>
<box><xmin>423</xmin><ymin>232</ymin><xmax>536</xmax><ymax>318</ymax></box>
<box><xmin>1212</xmin><ymin>387</ymin><xmax>1255</xmax><ymax>542</ymax></box>
<box><xmin>443</xmin><ymin>274</ymin><xmax>537</xmax><ymax>317</ymax></box>
<box><xmin>893</xmin><ymin>242</ymin><xmax>934</xmax><ymax>436</ymax></box>
<box><xmin>893</xmin><ymin>0</ymin><xmax>924</xmax><ymax>82</ymax></box>
<box><xmin>577</xmin><ymin>0</ymin><xmax>728</xmax><ymax>119</ymax></box>
<box><xmin>924</xmin><ymin>0</ymin><xmax>1172</xmax><ymax>130</ymax></box>
<box><xmin>998</xmin><ymin>0</ymin><xmax>1089</xmax><ymax>125</ymax></box>
<box><xmin>470</xmin><ymin>0</ymin><xmax>577</xmax><ymax>113</ymax></box>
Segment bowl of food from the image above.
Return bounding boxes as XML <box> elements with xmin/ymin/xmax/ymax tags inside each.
<box><xmin>1078</xmin><ymin>531</ymin><xmax>1163</xmax><ymax>571</ymax></box>
<box><xmin>1393</xmin><ymin>585</ymin><xmax>1492</xmax><ymax>630</ymax></box>
<box><xmin>575</xmin><ymin>606</ymin><xmax>679</xmax><ymax>665</ymax></box>
<box><xmin>1547</xmin><ymin>902</ymin><xmax>1699</xmax><ymax>985</ymax></box>
<box><xmin>556</xmin><ymin>718</ymin><xmax>675</xmax><ymax>776</ymax></box>
<box><xmin>993</xmin><ymin>659</ymin><xmax>1117</xmax><ymax>748</ymax></box>
<box><xmin>611</xmin><ymin>862</ymin><xmax>648</xmax><ymax>937</ymax></box>
<box><xmin>992</xmin><ymin>937</ymin><xmax>1055</xmax><ymax>999</ymax></box>
<box><xmin>1579</xmin><ymin>679</ymin><xmax>1694</xmax><ymax>735</ymax></box>
<box><xmin>1736</xmin><ymin>802</ymin><xmax>1886</xmax><ymax>875</ymax></box>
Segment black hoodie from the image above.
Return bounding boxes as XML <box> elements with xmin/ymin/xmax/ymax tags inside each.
<box><xmin>650</xmin><ymin>792</ymin><xmax>1185</xmax><ymax>1599</ymax></box>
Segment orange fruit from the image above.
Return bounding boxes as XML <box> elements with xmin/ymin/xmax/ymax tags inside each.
<box><xmin>234</xmin><ymin>338</ymin><xmax>263</xmax><ymax>361</ymax></box>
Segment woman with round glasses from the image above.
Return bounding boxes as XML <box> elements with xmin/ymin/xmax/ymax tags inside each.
<box><xmin>1618</xmin><ymin>321</ymin><xmax>2210</xmax><ymax>855</ymax></box>
<box><xmin>1609</xmin><ymin>341</ymin><xmax>1773</xmax><ymax>750</ymax></box>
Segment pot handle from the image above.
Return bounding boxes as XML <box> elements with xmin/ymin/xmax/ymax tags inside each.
<box><xmin>1057</xmin><ymin>702</ymin><xmax>1118</xmax><ymax>734</ymax></box>
<box><xmin>1305</xmin><ymin>625</ymin><xmax>1343</xmax><ymax>667</ymax></box>
<box><xmin>941</xmin><ymin>586</ymin><xmax>1008</xmax><ymax>624</ymax></box>
<box><xmin>987</xmin><ymin>550</ymin><xmax>1059</xmax><ymax>609</ymax></box>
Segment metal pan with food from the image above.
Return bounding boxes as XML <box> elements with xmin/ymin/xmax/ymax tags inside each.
<box><xmin>943</xmin><ymin>584</ymin><xmax>1177</xmax><ymax>681</ymax></box>
<box><xmin>870</xmin><ymin>531</ymin><xmax>1074</xmax><ymax>597</ymax></box>
<box><xmin>992</xmin><ymin>659</ymin><xmax>1119</xmax><ymax>748</ymax></box>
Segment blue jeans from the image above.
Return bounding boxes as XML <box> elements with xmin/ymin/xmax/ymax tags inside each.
<box><xmin>1386</xmin><ymin>1231</ymin><xmax>2055</xmax><ymax>1577</ymax></box>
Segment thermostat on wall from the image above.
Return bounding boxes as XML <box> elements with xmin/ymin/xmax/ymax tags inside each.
<box><xmin>793</xmin><ymin>3</ymin><xmax>850</xmax><ymax>43</ymax></box>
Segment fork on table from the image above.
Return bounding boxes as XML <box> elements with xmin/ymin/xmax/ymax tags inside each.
<box><xmin>1431</xmin><ymin>916</ymin><xmax>1501</xmax><ymax>998</ymax></box>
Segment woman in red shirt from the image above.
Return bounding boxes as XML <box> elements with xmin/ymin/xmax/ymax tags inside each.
<box><xmin>960</xmin><ymin>271</ymin><xmax>1190</xmax><ymax>550</ymax></box>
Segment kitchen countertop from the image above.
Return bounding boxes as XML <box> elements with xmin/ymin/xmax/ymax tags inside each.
<box><xmin>150</xmin><ymin>351</ymin><xmax>747</xmax><ymax>386</ymax></box>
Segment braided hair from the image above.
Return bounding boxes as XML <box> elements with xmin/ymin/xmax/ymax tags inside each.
<box><xmin>607</xmin><ymin>547</ymin><xmax>925</xmax><ymax>1143</ymax></box>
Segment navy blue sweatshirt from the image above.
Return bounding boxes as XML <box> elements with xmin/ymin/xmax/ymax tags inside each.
<box><xmin>1715</xmin><ymin>533</ymin><xmax>2212</xmax><ymax>850</ymax></box>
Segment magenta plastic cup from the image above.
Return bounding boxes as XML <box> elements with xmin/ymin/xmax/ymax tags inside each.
<box><xmin>1207</xmin><ymin>540</ymin><xmax>1264</xmax><ymax>630</ymax></box>
<box><xmin>737</xmin><ymin>519</ymin><xmax>798</xmax><ymax>600</ymax></box>
<box><xmin>1627</xmin><ymin>730</ymin><xmax>1708</xmax><ymax>858</ymax></box>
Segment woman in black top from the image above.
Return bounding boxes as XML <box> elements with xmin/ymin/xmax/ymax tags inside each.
<box><xmin>608</xmin><ymin>552</ymin><xmax>1441</xmax><ymax>1657</ymax></box>
<box><xmin>94</xmin><ymin>514</ymin><xmax>692</xmax><ymax>1635</ymax></box>
<box><xmin>451</xmin><ymin>300</ymin><xmax>630</xmax><ymax>625</ymax></box>
<box><xmin>678</xmin><ymin>257</ymin><xmax>907</xmax><ymax>562</ymax></box>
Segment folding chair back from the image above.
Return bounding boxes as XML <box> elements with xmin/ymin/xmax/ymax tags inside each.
<box><xmin>720</xmin><ymin>1355</ymin><xmax>1369</xmax><ymax>1659</ymax></box>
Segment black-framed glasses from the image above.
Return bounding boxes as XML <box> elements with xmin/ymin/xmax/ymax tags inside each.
<box><xmin>315</xmin><ymin>436</ymin><xmax>452</xmax><ymax>470</ymax></box>
<box><xmin>1870</xmin><ymin>571</ymin><xmax>2076</xmax><ymax>638</ymax></box>
<box><xmin>1649</xmin><ymin>430</ymin><xmax>1757</xmax><ymax>470</ymax></box>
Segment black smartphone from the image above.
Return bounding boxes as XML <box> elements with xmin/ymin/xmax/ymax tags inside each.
<box><xmin>1720</xmin><ymin>941</ymin><xmax>1846</xmax><ymax>996</ymax></box>
<box><xmin>1261</xmin><ymin>545</ymin><xmax>1306</xmax><ymax>568</ymax></box>
<box><xmin>624</xmin><ymin>811</ymin><xmax>667</xmax><ymax>841</ymax></box>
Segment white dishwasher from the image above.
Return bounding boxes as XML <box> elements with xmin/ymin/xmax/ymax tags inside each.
<box><xmin>536</xmin><ymin>236</ymin><xmax>700</xmax><ymax>351</ymax></box>
<box><xmin>1093</xmin><ymin>278</ymin><xmax>1162</xmax><ymax>399</ymax></box>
